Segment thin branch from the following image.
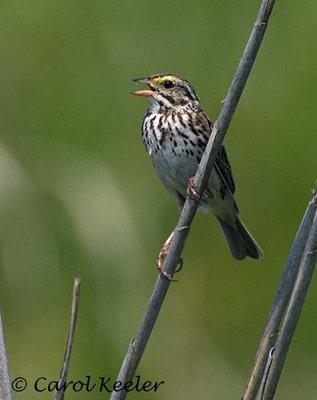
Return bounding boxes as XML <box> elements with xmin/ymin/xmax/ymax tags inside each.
<box><xmin>110</xmin><ymin>1</ymin><xmax>277</xmax><ymax>399</ymax></box>
<box><xmin>243</xmin><ymin>192</ymin><xmax>317</xmax><ymax>400</ymax></box>
<box><xmin>260</xmin><ymin>191</ymin><xmax>317</xmax><ymax>399</ymax></box>
<box><xmin>0</xmin><ymin>314</ymin><xmax>12</xmax><ymax>400</ymax></box>
<box><xmin>55</xmin><ymin>277</ymin><xmax>81</xmax><ymax>400</ymax></box>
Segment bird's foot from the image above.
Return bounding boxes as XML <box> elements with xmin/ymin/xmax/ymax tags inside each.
<box><xmin>187</xmin><ymin>177</ymin><xmax>200</xmax><ymax>201</ymax></box>
<box><xmin>156</xmin><ymin>231</ymin><xmax>183</xmax><ymax>281</ymax></box>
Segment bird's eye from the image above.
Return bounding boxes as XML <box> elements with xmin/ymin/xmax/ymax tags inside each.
<box><xmin>163</xmin><ymin>80</ymin><xmax>174</xmax><ymax>89</ymax></box>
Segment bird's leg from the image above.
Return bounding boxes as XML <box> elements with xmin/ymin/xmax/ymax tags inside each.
<box><xmin>187</xmin><ymin>177</ymin><xmax>200</xmax><ymax>201</ymax></box>
<box><xmin>157</xmin><ymin>231</ymin><xmax>174</xmax><ymax>280</ymax></box>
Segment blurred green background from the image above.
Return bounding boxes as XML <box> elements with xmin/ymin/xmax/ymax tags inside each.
<box><xmin>0</xmin><ymin>0</ymin><xmax>316</xmax><ymax>399</ymax></box>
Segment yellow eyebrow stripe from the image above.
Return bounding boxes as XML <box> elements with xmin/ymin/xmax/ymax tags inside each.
<box><xmin>153</xmin><ymin>76</ymin><xmax>176</xmax><ymax>84</ymax></box>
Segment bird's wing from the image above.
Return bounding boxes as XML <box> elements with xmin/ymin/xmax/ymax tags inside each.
<box><xmin>198</xmin><ymin>111</ymin><xmax>235</xmax><ymax>195</ymax></box>
<box><xmin>215</xmin><ymin>145</ymin><xmax>236</xmax><ymax>195</ymax></box>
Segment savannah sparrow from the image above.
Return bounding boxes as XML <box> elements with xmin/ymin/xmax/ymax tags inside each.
<box><xmin>133</xmin><ymin>73</ymin><xmax>263</xmax><ymax>268</ymax></box>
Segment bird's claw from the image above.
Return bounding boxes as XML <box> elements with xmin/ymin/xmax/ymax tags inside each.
<box><xmin>187</xmin><ymin>177</ymin><xmax>200</xmax><ymax>201</ymax></box>
<box><xmin>156</xmin><ymin>232</ymin><xmax>183</xmax><ymax>281</ymax></box>
<box><xmin>175</xmin><ymin>257</ymin><xmax>184</xmax><ymax>273</ymax></box>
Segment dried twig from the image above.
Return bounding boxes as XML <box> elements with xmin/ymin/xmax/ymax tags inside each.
<box><xmin>55</xmin><ymin>277</ymin><xmax>81</xmax><ymax>400</ymax></box>
<box><xmin>110</xmin><ymin>2</ymin><xmax>277</xmax><ymax>399</ymax></box>
<box><xmin>243</xmin><ymin>192</ymin><xmax>317</xmax><ymax>400</ymax></box>
<box><xmin>0</xmin><ymin>314</ymin><xmax>12</xmax><ymax>400</ymax></box>
<box><xmin>260</xmin><ymin>191</ymin><xmax>317</xmax><ymax>400</ymax></box>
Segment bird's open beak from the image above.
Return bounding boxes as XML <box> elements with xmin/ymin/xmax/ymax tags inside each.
<box><xmin>132</xmin><ymin>77</ymin><xmax>156</xmax><ymax>97</ymax></box>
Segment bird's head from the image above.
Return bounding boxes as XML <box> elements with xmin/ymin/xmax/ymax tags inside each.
<box><xmin>133</xmin><ymin>73</ymin><xmax>200</xmax><ymax>109</ymax></box>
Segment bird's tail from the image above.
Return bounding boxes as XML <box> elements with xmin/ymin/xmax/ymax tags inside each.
<box><xmin>217</xmin><ymin>216</ymin><xmax>263</xmax><ymax>260</ymax></box>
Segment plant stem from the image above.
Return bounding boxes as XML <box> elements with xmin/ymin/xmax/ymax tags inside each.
<box><xmin>260</xmin><ymin>192</ymin><xmax>317</xmax><ymax>399</ymax></box>
<box><xmin>0</xmin><ymin>314</ymin><xmax>12</xmax><ymax>400</ymax></box>
<box><xmin>243</xmin><ymin>192</ymin><xmax>317</xmax><ymax>400</ymax></box>
<box><xmin>55</xmin><ymin>277</ymin><xmax>81</xmax><ymax>400</ymax></box>
<box><xmin>110</xmin><ymin>2</ymin><xmax>277</xmax><ymax>399</ymax></box>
